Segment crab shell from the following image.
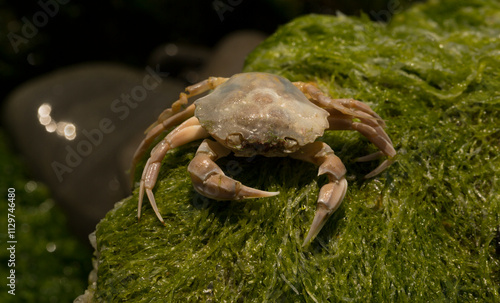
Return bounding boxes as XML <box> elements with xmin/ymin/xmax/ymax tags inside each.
<box><xmin>194</xmin><ymin>73</ymin><xmax>330</xmax><ymax>157</ymax></box>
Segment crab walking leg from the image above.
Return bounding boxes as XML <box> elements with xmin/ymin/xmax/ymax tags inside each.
<box><xmin>145</xmin><ymin>77</ymin><xmax>229</xmax><ymax>133</ymax></box>
<box><xmin>351</xmin><ymin>119</ymin><xmax>396</xmax><ymax>178</ymax></box>
<box><xmin>328</xmin><ymin>116</ymin><xmax>395</xmax><ymax>157</ymax></box>
<box><xmin>328</xmin><ymin>112</ymin><xmax>392</xmax><ymax>145</ymax></box>
<box><xmin>185</xmin><ymin>76</ymin><xmax>229</xmax><ymax>95</ymax></box>
<box><xmin>328</xmin><ymin>114</ymin><xmax>397</xmax><ymax>178</ymax></box>
<box><xmin>298</xmin><ymin>83</ymin><xmax>397</xmax><ymax>177</ymax></box>
<box><xmin>293</xmin><ymin>82</ymin><xmax>385</xmax><ymax>126</ymax></box>
<box><xmin>298</xmin><ymin>81</ymin><xmax>393</xmax><ymax>148</ymax></box>
<box><xmin>188</xmin><ymin>140</ymin><xmax>279</xmax><ymax>200</ymax></box>
<box><xmin>291</xmin><ymin>142</ymin><xmax>348</xmax><ymax>246</ymax></box>
<box><xmin>132</xmin><ymin>77</ymin><xmax>229</xmax><ymax>182</ymax></box>
<box><xmin>131</xmin><ymin>104</ymin><xmax>196</xmax><ymax>181</ymax></box>
<box><xmin>138</xmin><ymin>117</ymin><xmax>209</xmax><ymax>224</ymax></box>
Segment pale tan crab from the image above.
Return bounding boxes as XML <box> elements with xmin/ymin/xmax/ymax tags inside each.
<box><xmin>131</xmin><ymin>72</ymin><xmax>396</xmax><ymax>246</ymax></box>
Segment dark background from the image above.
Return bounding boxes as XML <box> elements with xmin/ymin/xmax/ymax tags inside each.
<box><xmin>1</xmin><ymin>0</ymin><xmax>419</xmax><ymax>108</ymax></box>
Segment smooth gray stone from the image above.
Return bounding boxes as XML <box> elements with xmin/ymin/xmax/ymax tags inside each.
<box><xmin>4</xmin><ymin>63</ymin><xmax>185</xmax><ymax>241</ymax></box>
<box><xmin>199</xmin><ymin>30</ymin><xmax>266</xmax><ymax>79</ymax></box>
<box><xmin>148</xmin><ymin>30</ymin><xmax>266</xmax><ymax>83</ymax></box>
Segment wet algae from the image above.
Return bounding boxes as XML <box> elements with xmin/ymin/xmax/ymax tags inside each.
<box><xmin>0</xmin><ymin>130</ymin><xmax>92</xmax><ymax>302</ymax></box>
<box><xmin>92</xmin><ymin>0</ymin><xmax>500</xmax><ymax>301</ymax></box>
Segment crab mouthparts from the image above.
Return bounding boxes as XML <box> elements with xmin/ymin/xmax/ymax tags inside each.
<box><xmin>227</xmin><ymin>134</ymin><xmax>300</xmax><ymax>157</ymax></box>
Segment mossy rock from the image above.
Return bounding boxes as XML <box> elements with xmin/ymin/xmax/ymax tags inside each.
<box><xmin>85</xmin><ymin>0</ymin><xmax>500</xmax><ymax>301</ymax></box>
<box><xmin>0</xmin><ymin>129</ymin><xmax>92</xmax><ymax>303</ymax></box>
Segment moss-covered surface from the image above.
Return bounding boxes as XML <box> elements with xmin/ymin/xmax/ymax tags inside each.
<box><xmin>0</xmin><ymin>129</ymin><xmax>93</xmax><ymax>302</ymax></box>
<box><xmin>92</xmin><ymin>0</ymin><xmax>500</xmax><ymax>301</ymax></box>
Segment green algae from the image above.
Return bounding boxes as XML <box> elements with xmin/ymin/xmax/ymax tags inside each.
<box><xmin>0</xmin><ymin>129</ymin><xmax>93</xmax><ymax>302</ymax></box>
<box><xmin>93</xmin><ymin>0</ymin><xmax>500</xmax><ymax>301</ymax></box>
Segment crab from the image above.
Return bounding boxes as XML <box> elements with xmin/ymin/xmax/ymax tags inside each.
<box><xmin>131</xmin><ymin>72</ymin><xmax>396</xmax><ymax>246</ymax></box>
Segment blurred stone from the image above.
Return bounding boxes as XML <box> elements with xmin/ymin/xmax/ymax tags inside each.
<box><xmin>199</xmin><ymin>30</ymin><xmax>266</xmax><ymax>78</ymax></box>
<box><xmin>148</xmin><ymin>43</ymin><xmax>211</xmax><ymax>83</ymax></box>
<box><xmin>149</xmin><ymin>30</ymin><xmax>266</xmax><ymax>84</ymax></box>
<box><xmin>3</xmin><ymin>63</ymin><xmax>185</xmax><ymax>241</ymax></box>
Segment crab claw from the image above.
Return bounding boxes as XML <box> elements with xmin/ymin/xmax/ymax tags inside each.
<box><xmin>303</xmin><ymin>178</ymin><xmax>347</xmax><ymax>246</ymax></box>
<box><xmin>188</xmin><ymin>139</ymin><xmax>279</xmax><ymax>201</ymax></box>
<box><xmin>291</xmin><ymin>142</ymin><xmax>349</xmax><ymax>246</ymax></box>
<box><xmin>237</xmin><ymin>184</ymin><xmax>279</xmax><ymax>199</ymax></box>
<box><xmin>192</xmin><ymin>173</ymin><xmax>279</xmax><ymax>200</ymax></box>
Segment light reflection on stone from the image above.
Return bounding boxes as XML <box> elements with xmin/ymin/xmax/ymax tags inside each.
<box><xmin>37</xmin><ymin>102</ymin><xmax>77</xmax><ymax>140</ymax></box>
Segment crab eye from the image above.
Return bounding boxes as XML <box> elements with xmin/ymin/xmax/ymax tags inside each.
<box><xmin>227</xmin><ymin>133</ymin><xmax>244</xmax><ymax>149</ymax></box>
<box><xmin>284</xmin><ymin>137</ymin><xmax>298</xmax><ymax>152</ymax></box>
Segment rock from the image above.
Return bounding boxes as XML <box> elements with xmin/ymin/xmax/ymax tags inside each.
<box><xmin>3</xmin><ymin>63</ymin><xmax>185</xmax><ymax>240</ymax></box>
<box><xmin>198</xmin><ymin>30</ymin><xmax>267</xmax><ymax>79</ymax></box>
<box><xmin>148</xmin><ymin>30</ymin><xmax>266</xmax><ymax>84</ymax></box>
<box><xmin>85</xmin><ymin>0</ymin><xmax>500</xmax><ymax>301</ymax></box>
